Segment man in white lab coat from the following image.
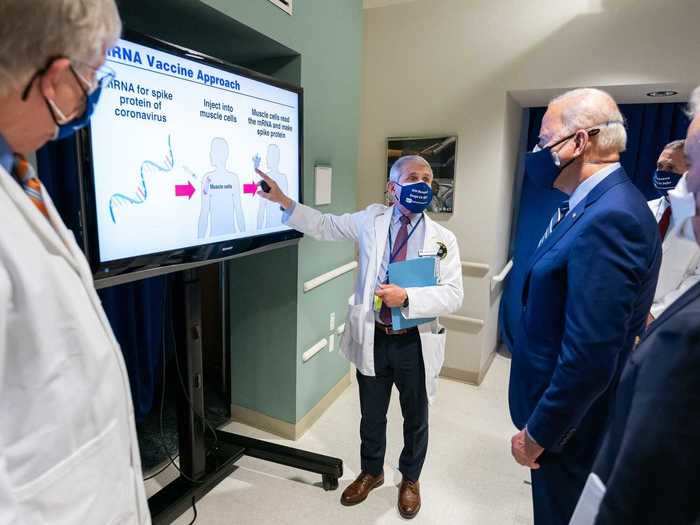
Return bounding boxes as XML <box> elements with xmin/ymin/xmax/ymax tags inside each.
<box><xmin>257</xmin><ymin>156</ymin><xmax>463</xmax><ymax>519</ymax></box>
<box><xmin>646</xmin><ymin>139</ymin><xmax>700</xmax><ymax>324</ymax></box>
<box><xmin>0</xmin><ymin>2</ymin><xmax>150</xmax><ymax>524</ymax></box>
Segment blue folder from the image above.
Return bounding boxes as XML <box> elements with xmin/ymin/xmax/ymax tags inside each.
<box><xmin>388</xmin><ymin>256</ymin><xmax>438</xmax><ymax>330</ymax></box>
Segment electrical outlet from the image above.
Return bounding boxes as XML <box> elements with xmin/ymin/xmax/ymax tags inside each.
<box><xmin>330</xmin><ymin>312</ymin><xmax>335</xmax><ymax>331</ymax></box>
<box><xmin>329</xmin><ymin>334</ymin><xmax>335</xmax><ymax>352</ymax></box>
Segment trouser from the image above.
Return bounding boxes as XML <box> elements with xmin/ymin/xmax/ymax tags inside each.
<box><xmin>356</xmin><ymin>327</ymin><xmax>428</xmax><ymax>482</ymax></box>
<box><xmin>530</xmin><ymin>451</ymin><xmax>591</xmax><ymax>525</ymax></box>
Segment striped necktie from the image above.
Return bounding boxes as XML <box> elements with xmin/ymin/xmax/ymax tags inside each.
<box><xmin>538</xmin><ymin>201</ymin><xmax>570</xmax><ymax>248</ymax></box>
<box><xmin>13</xmin><ymin>155</ymin><xmax>49</xmax><ymax>220</ymax></box>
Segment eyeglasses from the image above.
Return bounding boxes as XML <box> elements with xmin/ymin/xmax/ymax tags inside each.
<box><xmin>72</xmin><ymin>61</ymin><xmax>116</xmax><ymax>95</ymax></box>
<box><xmin>21</xmin><ymin>57</ymin><xmax>116</xmax><ymax>100</ymax></box>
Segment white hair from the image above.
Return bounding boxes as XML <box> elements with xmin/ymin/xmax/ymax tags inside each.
<box><xmin>389</xmin><ymin>155</ymin><xmax>432</xmax><ymax>183</ymax></box>
<box><xmin>0</xmin><ymin>0</ymin><xmax>121</xmax><ymax>97</ymax></box>
<box><xmin>551</xmin><ymin>88</ymin><xmax>627</xmax><ymax>154</ymax></box>
<box><xmin>687</xmin><ymin>86</ymin><xmax>700</xmax><ymax>120</ymax></box>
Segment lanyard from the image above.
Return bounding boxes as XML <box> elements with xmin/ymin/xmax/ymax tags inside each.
<box><xmin>388</xmin><ymin>213</ymin><xmax>424</xmax><ymax>264</ymax></box>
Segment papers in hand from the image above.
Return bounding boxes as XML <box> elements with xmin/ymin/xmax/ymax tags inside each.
<box><xmin>569</xmin><ymin>473</ymin><xmax>606</xmax><ymax>525</ymax></box>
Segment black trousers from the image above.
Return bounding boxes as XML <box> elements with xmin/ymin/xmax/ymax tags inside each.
<box><xmin>356</xmin><ymin>327</ymin><xmax>428</xmax><ymax>482</ymax></box>
<box><xmin>530</xmin><ymin>450</ymin><xmax>591</xmax><ymax>525</ymax></box>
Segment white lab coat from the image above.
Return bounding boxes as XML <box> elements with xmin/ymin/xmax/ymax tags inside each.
<box><xmin>0</xmin><ymin>165</ymin><xmax>150</xmax><ymax>525</ymax></box>
<box><xmin>648</xmin><ymin>178</ymin><xmax>700</xmax><ymax>318</ymax></box>
<box><xmin>285</xmin><ymin>203</ymin><xmax>463</xmax><ymax>403</ymax></box>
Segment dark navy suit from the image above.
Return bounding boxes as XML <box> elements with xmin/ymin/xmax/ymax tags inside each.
<box><xmin>592</xmin><ymin>280</ymin><xmax>700</xmax><ymax>525</ymax></box>
<box><xmin>509</xmin><ymin>167</ymin><xmax>662</xmax><ymax>525</ymax></box>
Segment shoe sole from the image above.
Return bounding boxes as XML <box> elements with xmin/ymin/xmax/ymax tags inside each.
<box><xmin>398</xmin><ymin>502</ymin><xmax>421</xmax><ymax>520</ymax></box>
<box><xmin>340</xmin><ymin>478</ymin><xmax>385</xmax><ymax>507</ymax></box>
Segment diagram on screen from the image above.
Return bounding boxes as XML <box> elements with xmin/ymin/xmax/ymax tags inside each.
<box><xmin>108</xmin><ymin>135</ymin><xmax>176</xmax><ymax>223</ymax></box>
<box><xmin>197</xmin><ymin>137</ymin><xmax>246</xmax><ymax>238</ymax></box>
<box><xmin>255</xmin><ymin>144</ymin><xmax>288</xmax><ymax>229</ymax></box>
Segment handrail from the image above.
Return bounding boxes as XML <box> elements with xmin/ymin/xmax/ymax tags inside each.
<box><xmin>441</xmin><ymin>314</ymin><xmax>485</xmax><ymax>327</ymax></box>
<box><xmin>491</xmin><ymin>259</ymin><xmax>514</xmax><ymax>284</ymax></box>
<box><xmin>461</xmin><ymin>261</ymin><xmax>490</xmax><ymax>272</ymax></box>
<box><xmin>302</xmin><ymin>338</ymin><xmax>328</xmax><ymax>362</ymax></box>
<box><xmin>303</xmin><ymin>261</ymin><xmax>358</xmax><ymax>293</ymax></box>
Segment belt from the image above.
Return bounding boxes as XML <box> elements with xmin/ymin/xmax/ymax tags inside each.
<box><xmin>375</xmin><ymin>322</ymin><xmax>416</xmax><ymax>336</ymax></box>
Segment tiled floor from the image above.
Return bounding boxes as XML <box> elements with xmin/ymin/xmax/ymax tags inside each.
<box><xmin>145</xmin><ymin>353</ymin><xmax>534</xmax><ymax>524</ymax></box>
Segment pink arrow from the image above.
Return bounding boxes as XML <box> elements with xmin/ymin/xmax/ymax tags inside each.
<box><xmin>243</xmin><ymin>182</ymin><xmax>258</xmax><ymax>196</ymax></box>
<box><xmin>175</xmin><ymin>181</ymin><xmax>195</xmax><ymax>199</ymax></box>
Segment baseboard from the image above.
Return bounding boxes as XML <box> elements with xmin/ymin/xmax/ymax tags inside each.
<box><xmin>440</xmin><ymin>366</ymin><xmax>479</xmax><ymax>385</ymax></box>
<box><xmin>440</xmin><ymin>346</ymin><xmax>498</xmax><ymax>386</ymax></box>
<box><xmin>231</xmin><ymin>370</ymin><xmax>352</xmax><ymax>441</ymax></box>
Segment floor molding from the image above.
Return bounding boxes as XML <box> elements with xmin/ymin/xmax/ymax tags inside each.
<box><xmin>231</xmin><ymin>370</ymin><xmax>352</xmax><ymax>440</ymax></box>
<box><xmin>440</xmin><ymin>347</ymin><xmax>499</xmax><ymax>386</ymax></box>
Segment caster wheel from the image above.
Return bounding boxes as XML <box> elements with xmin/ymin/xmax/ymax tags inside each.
<box><xmin>322</xmin><ymin>474</ymin><xmax>339</xmax><ymax>491</ymax></box>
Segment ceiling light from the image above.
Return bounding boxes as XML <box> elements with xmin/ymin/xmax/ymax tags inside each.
<box><xmin>646</xmin><ymin>90</ymin><xmax>679</xmax><ymax>98</ymax></box>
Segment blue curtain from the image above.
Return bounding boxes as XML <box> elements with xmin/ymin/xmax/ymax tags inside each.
<box><xmin>499</xmin><ymin>102</ymin><xmax>690</xmax><ymax>353</ymax></box>
<box><xmin>36</xmin><ymin>138</ymin><xmax>164</xmax><ymax>422</ymax></box>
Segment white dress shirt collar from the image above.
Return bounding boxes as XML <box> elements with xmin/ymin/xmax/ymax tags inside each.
<box><xmin>568</xmin><ymin>162</ymin><xmax>621</xmax><ymax>211</ymax></box>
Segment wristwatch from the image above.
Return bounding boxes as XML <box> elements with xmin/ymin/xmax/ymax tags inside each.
<box><xmin>402</xmin><ymin>295</ymin><xmax>409</xmax><ymax>308</ymax></box>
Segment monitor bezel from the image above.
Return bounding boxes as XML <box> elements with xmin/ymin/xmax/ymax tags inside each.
<box><xmin>78</xmin><ymin>29</ymin><xmax>304</xmax><ymax>283</ymax></box>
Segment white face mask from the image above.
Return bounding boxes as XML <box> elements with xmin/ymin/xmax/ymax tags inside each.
<box><xmin>667</xmin><ymin>174</ymin><xmax>698</xmax><ymax>243</ymax></box>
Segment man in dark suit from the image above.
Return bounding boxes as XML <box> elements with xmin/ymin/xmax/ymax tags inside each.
<box><xmin>508</xmin><ymin>88</ymin><xmax>662</xmax><ymax>525</ymax></box>
<box><xmin>575</xmin><ymin>89</ymin><xmax>700</xmax><ymax>525</ymax></box>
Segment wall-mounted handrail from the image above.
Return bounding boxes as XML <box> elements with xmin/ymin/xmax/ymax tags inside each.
<box><xmin>461</xmin><ymin>261</ymin><xmax>490</xmax><ymax>272</ymax></box>
<box><xmin>491</xmin><ymin>259</ymin><xmax>513</xmax><ymax>284</ymax></box>
<box><xmin>441</xmin><ymin>314</ymin><xmax>485</xmax><ymax>328</ymax></box>
<box><xmin>302</xmin><ymin>338</ymin><xmax>328</xmax><ymax>362</ymax></box>
<box><xmin>303</xmin><ymin>261</ymin><xmax>358</xmax><ymax>293</ymax></box>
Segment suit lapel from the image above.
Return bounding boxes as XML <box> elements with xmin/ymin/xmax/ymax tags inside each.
<box><xmin>522</xmin><ymin>168</ymin><xmax>631</xmax><ymax>305</ymax></box>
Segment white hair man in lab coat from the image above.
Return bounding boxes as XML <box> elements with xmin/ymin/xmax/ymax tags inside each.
<box><xmin>0</xmin><ymin>2</ymin><xmax>150</xmax><ymax>524</ymax></box>
<box><xmin>646</xmin><ymin>139</ymin><xmax>700</xmax><ymax>325</ymax></box>
<box><xmin>256</xmin><ymin>156</ymin><xmax>463</xmax><ymax>519</ymax></box>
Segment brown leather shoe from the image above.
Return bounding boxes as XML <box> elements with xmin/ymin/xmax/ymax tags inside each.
<box><xmin>398</xmin><ymin>478</ymin><xmax>421</xmax><ymax>519</ymax></box>
<box><xmin>340</xmin><ymin>472</ymin><xmax>384</xmax><ymax>506</ymax></box>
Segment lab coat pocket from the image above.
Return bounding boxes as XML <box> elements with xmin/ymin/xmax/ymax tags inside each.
<box><xmin>14</xmin><ymin>419</ymin><xmax>137</xmax><ymax>525</ymax></box>
<box><xmin>346</xmin><ymin>303</ymin><xmax>366</xmax><ymax>345</ymax></box>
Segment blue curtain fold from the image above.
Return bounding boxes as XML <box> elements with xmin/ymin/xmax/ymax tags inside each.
<box><xmin>499</xmin><ymin>102</ymin><xmax>690</xmax><ymax>353</ymax></box>
<box><xmin>36</xmin><ymin>138</ymin><xmax>163</xmax><ymax>422</ymax></box>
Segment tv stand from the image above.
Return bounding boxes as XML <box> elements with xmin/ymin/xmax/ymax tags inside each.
<box><xmin>148</xmin><ymin>268</ymin><xmax>343</xmax><ymax>524</ymax></box>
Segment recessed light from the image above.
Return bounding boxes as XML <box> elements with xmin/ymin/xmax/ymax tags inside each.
<box><xmin>646</xmin><ymin>90</ymin><xmax>679</xmax><ymax>98</ymax></box>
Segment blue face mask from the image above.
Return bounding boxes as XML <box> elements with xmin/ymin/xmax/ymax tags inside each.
<box><xmin>653</xmin><ymin>170</ymin><xmax>682</xmax><ymax>197</ymax></box>
<box><xmin>525</xmin><ymin>137</ymin><xmax>579</xmax><ymax>189</ymax></box>
<box><xmin>394</xmin><ymin>181</ymin><xmax>433</xmax><ymax>213</ymax></box>
<box><xmin>49</xmin><ymin>83</ymin><xmax>103</xmax><ymax>140</ymax></box>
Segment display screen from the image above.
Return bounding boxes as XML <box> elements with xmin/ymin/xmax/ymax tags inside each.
<box><xmin>86</xmin><ymin>34</ymin><xmax>301</xmax><ymax>267</ymax></box>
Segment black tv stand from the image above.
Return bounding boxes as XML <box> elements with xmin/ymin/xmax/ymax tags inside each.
<box><xmin>148</xmin><ymin>269</ymin><xmax>343</xmax><ymax>524</ymax></box>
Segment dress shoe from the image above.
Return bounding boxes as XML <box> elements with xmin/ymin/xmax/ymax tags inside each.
<box><xmin>340</xmin><ymin>472</ymin><xmax>384</xmax><ymax>506</ymax></box>
<box><xmin>398</xmin><ymin>478</ymin><xmax>421</xmax><ymax>519</ymax></box>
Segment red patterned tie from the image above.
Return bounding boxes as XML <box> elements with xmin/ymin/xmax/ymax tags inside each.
<box><xmin>379</xmin><ymin>215</ymin><xmax>411</xmax><ymax>325</ymax></box>
<box><xmin>658</xmin><ymin>206</ymin><xmax>672</xmax><ymax>241</ymax></box>
<box><xmin>13</xmin><ymin>155</ymin><xmax>49</xmax><ymax>220</ymax></box>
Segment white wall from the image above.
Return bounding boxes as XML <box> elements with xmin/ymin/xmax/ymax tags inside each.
<box><xmin>360</xmin><ymin>0</ymin><xmax>700</xmax><ymax>381</ymax></box>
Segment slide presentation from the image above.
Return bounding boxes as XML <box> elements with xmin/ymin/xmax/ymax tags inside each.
<box><xmin>89</xmin><ymin>37</ymin><xmax>300</xmax><ymax>263</ymax></box>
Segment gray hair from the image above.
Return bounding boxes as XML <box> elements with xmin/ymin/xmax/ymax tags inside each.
<box><xmin>389</xmin><ymin>155</ymin><xmax>432</xmax><ymax>183</ymax></box>
<box><xmin>687</xmin><ymin>86</ymin><xmax>700</xmax><ymax>120</ymax></box>
<box><xmin>663</xmin><ymin>139</ymin><xmax>686</xmax><ymax>153</ymax></box>
<box><xmin>551</xmin><ymin>88</ymin><xmax>627</xmax><ymax>154</ymax></box>
<box><xmin>0</xmin><ymin>0</ymin><xmax>121</xmax><ymax>97</ymax></box>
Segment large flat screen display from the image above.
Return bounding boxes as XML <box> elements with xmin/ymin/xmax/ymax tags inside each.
<box><xmin>80</xmin><ymin>32</ymin><xmax>303</xmax><ymax>280</ymax></box>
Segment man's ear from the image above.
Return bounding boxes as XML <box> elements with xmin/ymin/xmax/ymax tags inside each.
<box><xmin>574</xmin><ymin>130</ymin><xmax>589</xmax><ymax>156</ymax></box>
<box><xmin>37</xmin><ymin>58</ymin><xmax>72</xmax><ymax>101</ymax></box>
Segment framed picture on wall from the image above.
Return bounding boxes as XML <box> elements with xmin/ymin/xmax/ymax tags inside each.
<box><xmin>386</xmin><ymin>136</ymin><xmax>457</xmax><ymax>213</ymax></box>
<box><xmin>267</xmin><ymin>0</ymin><xmax>293</xmax><ymax>15</ymax></box>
